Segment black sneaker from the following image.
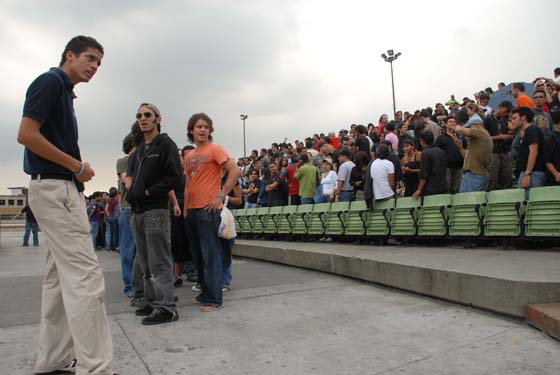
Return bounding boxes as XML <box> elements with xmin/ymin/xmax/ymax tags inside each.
<box><xmin>35</xmin><ymin>358</ymin><xmax>77</xmax><ymax>374</ymax></box>
<box><xmin>141</xmin><ymin>309</ymin><xmax>179</xmax><ymax>325</ymax></box>
<box><xmin>130</xmin><ymin>296</ymin><xmax>145</xmax><ymax>308</ymax></box>
<box><xmin>135</xmin><ymin>305</ymin><xmax>153</xmax><ymax>316</ymax></box>
<box><xmin>174</xmin><ymin>277</ymin><xmax>183</xmax><ymax>288</ymax></box>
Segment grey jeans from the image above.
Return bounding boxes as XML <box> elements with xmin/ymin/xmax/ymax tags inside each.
<box><xmin>131</xmin><ymin>209</ymin><xmax>175</xmax><ymax>313</ymax></box>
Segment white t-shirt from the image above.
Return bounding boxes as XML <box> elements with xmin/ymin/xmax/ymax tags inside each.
<box><xmin>320</xmin><ymin>170</ymin><xmax>338</xmax><ymax>195</ymax></box>
<box><xmin>370</xmin><ymin>159</ymin><xmax>395</xmax><ymax>200</ymax></box>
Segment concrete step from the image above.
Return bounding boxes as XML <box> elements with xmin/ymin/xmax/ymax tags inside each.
<box><xmin>527</xmin><ymin>304</ymin><xmax>560</xmax><ymax>340</ymax></box>
<box><xmin>234</xmin><ymin>240</ymin><xmax>560</xmax><ymax>318</ymax></box>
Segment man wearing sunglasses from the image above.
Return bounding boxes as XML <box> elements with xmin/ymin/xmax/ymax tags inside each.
<box><xmin>126</xmin><ymin>103</ymin><xmax>183</xmax><ymax>325</ymax></box>
<box><xmin>17</xmin><ymin>36</ymin><xmax>115</xmax><ymax>375</ymax></box>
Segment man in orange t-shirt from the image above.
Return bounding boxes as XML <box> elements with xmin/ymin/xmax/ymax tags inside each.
<box><xmin>183</xmin><ymin>113</ymin><xmax>240</xmax><ymax>312</ymax></box>
<box><xmin>512</xmin><ymin>82</ymin><xmax>536</xmax><ymax>109</ymax></box>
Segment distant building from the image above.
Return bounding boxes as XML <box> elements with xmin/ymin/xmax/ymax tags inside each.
<box><xmin>0</xmin><ymin>187</ymin><xmax>28</xmax><ymax>216</ymax></box>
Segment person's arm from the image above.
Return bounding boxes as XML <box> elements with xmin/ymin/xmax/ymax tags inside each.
<box><xmin>145</xmin><ymin>142</ymin><xmax>182</xmax><ymax>198</ymax></box>
<box><xmin>228</xmin><ymin>185</ymin><xmax>243</xmax><ymax>206</ymax></box>
<box><xmin>413</xmin><ymin>152</ymin><xmax>430</xmax><ymax>199</ymax></box>
<box><xmin>521</xmin><ymin>143</ymin><xmax>539</xmax><ymax>188</ymax></box>
<box><xmin>265</xmin><ymin>178</ymin><xmax>279</xmax><ymax>192</ymax></box>
<box><xmin>205</xmin><ymin>159</ymin><xmax>241</xmax><ymax>211</ymax></box>
<box><xmin>17</xmin><ymin>117</ymin><xmax>94</xmax><ymax>182</ymax></box>
<box><xmin>454</xmin><ymin>125</ymin><xmax>470</xmax><ymax>138</ymax></box>
<box><xmin>168</xmin><ymin>190</ymin><xmax>181</xmax><ymax>217</ymax></box>
<box><xmin>183</xmin><ymin>175</ymin><xmax>189</xmax><ymax>217</ymax></box>
<box><xmin>389</xmin><ymin>173</ymin><xmax>396</xmax><ymax>192</ymax></box>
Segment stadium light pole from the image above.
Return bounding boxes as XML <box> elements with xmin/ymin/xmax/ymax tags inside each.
<box><xmin>240</xmin><ymin>114</ymin><xmax>248</xmax><ymax>160</ymax></box>
<box><xmin>381</xmin><ymin>49</ymin><xmax>402</xmax><ymax>119</ymax></box>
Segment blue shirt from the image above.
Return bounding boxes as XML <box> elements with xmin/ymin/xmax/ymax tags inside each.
<box><xmin>22</xmin><ymin>68</ymin><xmax>81</xmax><ymax>174</ymax></box>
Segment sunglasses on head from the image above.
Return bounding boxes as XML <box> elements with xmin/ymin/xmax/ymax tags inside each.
<box><xmin>136</xmin><ymin>112</ymin><xmax>154</xmax><ymax>119</ymax></box>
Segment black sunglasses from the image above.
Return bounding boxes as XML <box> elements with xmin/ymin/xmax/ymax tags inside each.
<box><xmin>136</xmin><ymin>112</ymin><xmax>153</xmax><ymax>119</ymax></box>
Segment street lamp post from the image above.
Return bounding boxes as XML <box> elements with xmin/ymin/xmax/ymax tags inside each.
<box><xmin>381</xmin><ymin>49</ymin><xmax>402</xmax><ymax>119</ymax></box>
<box><xmin>240</xmin><ymin>114</ymin><xmax>248</xmax><ymax>160</ymax></box>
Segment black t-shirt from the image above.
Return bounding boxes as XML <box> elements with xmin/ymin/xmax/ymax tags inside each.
<box><xmin>434</xmin><ymin>133</ymin><xmax>466</xmax><ymax>169</ymax></box>
<box><xmin>419</xmin><ymin>145</ymin><xmax>449</xmax><ymax>196</ymax></box>
<box><xmin>21</xmin><ymin>205</ymin><xmax>37</xmax><ymax>223</ymax></box>
<box><xmin>518</xmin><ymin>125</ymin><xmax>545</xmax><ymax>172</ymax></box>
<box><xmin>356</xmin><ymin>135</ymin><xmax>372</xmax><ymax>161</ymax></box>
<box><xmin>484</xmin><ymin>115</ymin><xmax>512</xmax><ymax>154</ymax></box>
<box><xmin>543</xmin><ymin>131</ymin><xmax>560</xmax><ymax>184</ymax></box>
<box><xmin>268</xmin><ymin>173</ymin><xmax>286</xmax><ymax>203</ymax></box>
<box><xmin>244</xmin><ymin>179</ymin><xmax>261</xmax><ymax>204</ymax></box>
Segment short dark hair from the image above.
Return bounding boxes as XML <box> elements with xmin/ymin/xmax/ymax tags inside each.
<box><xmin>419</xmin><ymin>131</ymin><xmax>435</xmax><ymax>146</ymax></box>
<box><xmin>498</xmin><ymin>101</ymin><xmax>513</xmax><ymax>112</ymax></box>
<box><xmin>554</xmin><ymin>68</ymin><xmax>560</xmax><ymax>75</ymax></box>
<box><xmin>403</xmin><ymin>139</ymin><xmax>415</xmax><ymax>147</ymax></box>
<box><xmin>444</xmin><ymin>116</ymin><xmax>456</xmax><ymax>124</ymax></box>
<box><xmin>339</xmin><ymin>149</ymin><xmax>352</xmax><ymax>159</ymax></box>
<box><xmin>300</xmin><ymin>153</ymin><xmax>309</xmax><ymax>163</ymax></box>
<box><xmin>511</xmin><ymin>107</ymin><xmax>534</xmax><ymax>122</ymax></box>
<box><xmin>187</xmin><ymin>113</ymin><xmax>213</xmax><ymax>143</ymax></box>
<box><xmin>513</xmin><ymin>82</ymin><xmax>525</xmax><ymax>92</ymax></box>
<box><xmin>377</xmin><ymin>144</ymin><xmax>390</xmax><ymax>159</ymax></box>
<box><xmin>533</xmin><ymin>89</ymin><xmax>546</xmax><ymax>98</ymax></box>
<box><xmin>182</xmin><ymin>145</ymin><xmax>195</xmax><ymax>157</ymax></box>
<box><xmin>355</xmin><ymin>124</ymin><xmax>367</xmax><ymax>135</ymax></box>
<box><xmin>60</xmin><ymin>35</ymin><xmax>104</xmax><ymax>66</ymax></box>
<box><xmin>420</xmin><ymin>109</ymin><xmax>430</xmax><ymax>118</ymax></box>
<box><xmin>385</xmin><ymin>121</ymin><xmax>396</xmax><ymax>132</ymax></box>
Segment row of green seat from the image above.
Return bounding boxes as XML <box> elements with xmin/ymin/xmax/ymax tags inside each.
<box><xmin>232</xmin><ymin>186</ymin><xmax>560</xmax><ymax>239</ymax></box>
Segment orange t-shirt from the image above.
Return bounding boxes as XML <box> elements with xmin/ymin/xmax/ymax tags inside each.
<box><xmin>516</xmin><ymin>94</ymin><xmax>536</xmax><ymax>109</ymax></box>
<box><xmin>184</xmin><ymin>143</ymin><xmax>231</xmax><ymax>209</ymax></box>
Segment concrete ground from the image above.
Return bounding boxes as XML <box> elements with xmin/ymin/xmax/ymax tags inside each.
<box><xmin>0</xmin><ymin>231</ymin><xmax>559</xmax><ymax>375</ymax></box>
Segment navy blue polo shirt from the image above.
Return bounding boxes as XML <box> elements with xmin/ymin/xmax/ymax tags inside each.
<box><xmin>22</xmin><ymin>68</ymin><xmax>82</xmax><ymax>175</ymax></box>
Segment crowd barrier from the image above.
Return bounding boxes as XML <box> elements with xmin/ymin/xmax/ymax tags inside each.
<box><xmin>233</xmin><ymin>186</ymin><xmax>560</xmax><ymax>241</ymax></box>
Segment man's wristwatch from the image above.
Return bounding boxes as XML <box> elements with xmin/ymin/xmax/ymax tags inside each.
<box><xmin>217</xmin><ymin>194</ymin><xmax>226</xmax><ymax>202</ymax></box>
<box><xmin>525</xmin><ymin>171</ymin><xmax>532</xmax><ymax>176</ymax></box>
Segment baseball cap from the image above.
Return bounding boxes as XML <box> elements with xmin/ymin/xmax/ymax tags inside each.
<box><xmin>323</xmin><ymin>157</ymin><xmax>333</xmax><ymax>165</ymax></box>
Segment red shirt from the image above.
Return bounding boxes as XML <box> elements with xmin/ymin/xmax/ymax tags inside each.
<box><xmin>287</xmin><ymin>164</ymin><xmax>300</xmax><ymax>196</ymax></box>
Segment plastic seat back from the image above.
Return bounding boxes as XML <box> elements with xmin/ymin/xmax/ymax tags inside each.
<box><xmin>418</xmin><ymin>194</ymin><xmax>451</xmax><ymax>236</ymax></box>
<box><xmin>325</xmin><ymin>202</ymin><xmax>350</xmax><ymax>235</ymax></box>
<box><xmin>345</xmin><ymin>200</ymin><xmax>368</xmax><ymax>236</ymax></box>
<box><xmin>484</xmin><ymin>189</ymin><xmax>525</xmax><ymax>237</ymax></box>
<box><xmin>449</xmin><ymin>192</ymin><xmax>486</xmax><ymax>237</ymax></box>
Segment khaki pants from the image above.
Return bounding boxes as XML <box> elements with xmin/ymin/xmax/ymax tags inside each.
<box><xmin>29</xmin><ymin>178</ymin><xmax>113</xmax><ymax>375</ymax></box>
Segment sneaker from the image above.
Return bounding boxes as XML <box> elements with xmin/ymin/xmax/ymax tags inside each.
<box><xmin>222</xmin><ymin>285</ymin><xmax>230</xmax><ymax>292</ymax></box>
<box><xmin>35</xmin><ymin>358</ymin><xmax>77</xmax><ymax>374</ymax></box>
<box><xmin>130</xmin><ymin>296</ymin><xmax>145</xmax><ymax>307</ymax></box>
<box><xmin>174</xmin><ymin>278</ymin><xmax>183</xmax><ymax>288</ymax></box>
<box><xmin>141</xmin><ymin>309</ymin><xmax>178</xmax><ymax>325</ymax></box>
<box><xmin>125</xmin><ymin>291</ymin><xmax>135</xmax><ymax>298</ymax></box>
<box><xmin>191</xmin><ymin>283</ymin><xmax>201</xmax><ymax>292</ymax></box>
<box><xmin>135</xmin><ymin>305</ymin><xmax>153</xmax><ymax>316</ymax></box>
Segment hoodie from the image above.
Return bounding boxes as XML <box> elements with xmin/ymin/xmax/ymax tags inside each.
<box><xmin>126</xmin><ymin>133</ymin><xmax>182</xmax><ymax>213</ymax></box>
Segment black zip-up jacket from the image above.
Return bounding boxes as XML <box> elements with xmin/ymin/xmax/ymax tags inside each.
<box><xmin>126</xmin><ymin>133</ymin><xmax>182</xmax><ymax>213</ymax></box>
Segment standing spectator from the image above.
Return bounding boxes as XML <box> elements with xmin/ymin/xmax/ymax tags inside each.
<box><xmin>382</xmin><ymin>141</ymin><xmax>402</xmax><ymax>188</ymax></box>
<box><xmin>400</xmin><ymin>140</ymin><xmax>421</xmax><ymax>197</ymax></box>
<box><xmin>15</xmin><ymin>204</ymin><xmax>39</xmax><ymax>247</ymax></box>
<box><xmin>17</xmin><ymin>35</ymin><xmax>113</xmax><ymax>375</ymax></box>
<box><xmin>355</xmin><ymin>125</ymin><xmax>374</xmax><ymax>161</ymax></box>
<box><xmin>242</xmin><ymin>169</ymin><xmax>261</xmax><ymax>208</ymax></box>
<box><xmin>349</xmin><ymin>151</ymin><xmax>370</xmax><ymax>201</ymax></box>
<box><xmin>319</xmin><ymin>157</ymin><xmax>338</xmax><ymax>203</ymax></box>
<box><xmin>265</xmin><ymin>162</ymin><xmax>286</xmax><ymax>207</ymax></box>
<box><xmin>87</xmin><ymin>192</ymin><xmax>103</xmax><ymax>248</ymax></box>
<box><xmin>412</xmin><ymin>132</ymin><xmax>449</xmax><ymax>199</ymax></box>
<box><xmin>384</xmin><ymin>121</ymin><xmax>399</xmax><ymax>155</ymax></box>
<box><xmin>104</xmin><ymin>187</ymin><xmax>119</xmax><ymax>251</ymax></box>
<box><xmin>286</xmin><ymin>156</ymin><xmax>301</xmax><ymax>205</ymax></box>
<box><xmin>370</xmin><ymin>144</ymin><xmax>396</xmax><ymax>200</ymax></box>
<box><xmin>484</xmin><ymin>101</ymin><xmax>514</xmax><ymax>190</ymax></box>
<box><xmin>512</xmin><ymin>82</ymin><xmax>536</xmax><ymax>109</ymax></box>
<box><xmin>377</xmin><ymin>114</ymin><xmax>389</xmax><ymax>136</ymax></box>
<box><xmin>533</xmin><ymin>90</ymin><xmax>553</xmax><ymax>132</ymax></box>
<box><xmin>294</xmin><ymin>153</ymin><xmax>319</xmax><ymax>205</ymax></box>
<box><xmin>478</xmin><ymin>93</ymin><xmax>493</xmax><ymax>117</ymax></box>
<box><xmin>420</xmin><ymin>109</ymin><xmax>441</xmax><ymax>138</ymax></box>
<box><xmin>455</xmin><ymin>114</ymin><xmax>493</xmax><ymax>192</ymax></box>
<box><xmin>183</xmin><ymin>112</ymin><xmax>241</xmax><ymax>312</ymax></box>
<box><xmin>332</xmin><ymin>150</ymin><xmax>356</xmax><ymax>202</ymax></box>
<box><xmin>544</xmin><ymin>110</ymin><xmax>560</xmax><ymax>185</ymax></box>
<box><xmin>312</xmin><ymin>141</ymin><xmax>330</xmax><ymax>171</ymax></box>
<box><xmin>127</xmin><ymin>103</ymin><xmax>182</xmax><ymax>324</ymax></box>
<box><xmin>510</xmin><ymin>107</ymin><xmax>546</xmax><ymax>191</ymax></box>
<box><xmin>397</xmin><ymin>122</ymin><xmax>413</xmax><ymax>159</ymax></box>
<box><xmin>435</xmin><ymin>117</ymin><xmax>466</xmax><ymax>194</ymax></box>
<box><xmin>221</xmin><ymin>171</ymin><xmax>243</xmax><ymax>292</ymax></box>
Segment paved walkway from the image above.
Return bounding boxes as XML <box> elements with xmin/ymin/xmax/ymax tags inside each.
<box><xmin>0</xmin><ymin>231</ymin><xmax>559</xmax><ymax>374</ymax></box>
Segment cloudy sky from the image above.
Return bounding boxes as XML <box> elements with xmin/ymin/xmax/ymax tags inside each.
<box><xmin>1</xmin><ymin>0</ymin><xmax>557</xmax><ymax>194</ymax></box>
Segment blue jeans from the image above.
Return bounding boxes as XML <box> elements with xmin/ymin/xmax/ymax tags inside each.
<box><xmin>221</xmin><ymin>238</ymin><xmax>234</xmax><ymax>287</ymax></box>
<box><xmin>245</xmin><ymin>202</ymin><xmax>258</xmax><ymax>209</ymax></box>
<box><xmin>460</xmin><ymin>172</ymin><xmax>488</xmax><ymax>192</ymax></box>
<box><xmin>185</xmin><ymin>209</ymin><xmax>223</xmax><ymax>306</ymax></box>
<box><xmin>23</xmin><ymin>222</ymin><xmax>39</xmax><ymax>246</ymax></box>
<box><xmin>518</xmin><ymin>171</ymin><xmax>546</xmax><ymax>199</ymax></box>
<box><xmin>119</xmin><ymin>208</ymin><xmax>135</xmax><ymax>295</ymax></box>
<box><xmin>90</xmin><ymin>222</ymin><xmax>99</xmax><ymax>247</ymax></box>
<box><xmin>301</xmin><ymin>197</ymin><xmax>315</xmax><ymax>205</ymax></box>
<box><xmin>105</xmin><ymin>216</ymin><xmax>119</xmax><ymax>250</ymax></box>
<box><xmin>339</xmin><ymin>191</ymin><xmax>353</xmax><ymax>202</ymax></box>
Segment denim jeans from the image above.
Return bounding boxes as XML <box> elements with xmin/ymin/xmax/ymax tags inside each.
<box><xmin>245</xmin><ymin>202</ymin><xmax>258</xmax><ymax>209</ymax></box>
<box><xmin>119</xmin><ymin>208</ymin><xmax>135</xmax><ymax>295</ymax></box>
<box><xmin>339</xmin><ymin>191</ymin><xmax>353</xmax><ymax>202</ymax></box>
<box><xmin>105</xmin><ymin>216</ymin><xmax>119</xmax><ymax>250</ymax></box>
<box><xmin>301</xmin><ymin>197</ymin><xmax>314</xmax><ymax>205</ymax></box>
<box><xmin>89</xmin><ymin>222</ymin><xmax>99</xmax><ymax>247</ymax></box>
<box><xmin>460</xmin><ymin>172</ymin><xmax>488</xmax><ymax>192</ymax></box>
<box><xmin>518</xmin><ymin>171</ymin><xmax>546</xmax><ymax>199</ymax></box>
<box><xmin>185</xmin><ymin>209</ymin><xmax>223</xmax><ymax>307</ymax></box>
<box><xmin>131</xmin><ymin>209</ymin><xmax>175</xmax><ymax>313</ymax></box>
<box><xmin>23</xmin><ymin>222</ymin><xmax>39</xmax><ymax>246</ymax></box>
<box><xmin>221</xmin><ymin>238</ymin><xmax>234</xmax><ymax>287</ymax></box>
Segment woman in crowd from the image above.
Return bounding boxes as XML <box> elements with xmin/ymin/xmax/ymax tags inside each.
<box><xmin>400</xmin><ymin>139</ymin><xmax>421</xmax><ymax>197</ymax></box>
<box><xmin>319</xmin><ymin>157</ymin><xmax>338</xmax><ymax>203</ymax></box>
<box><xmin>377</xmin><ymin>114</ymin><xmax>389</xmax><ymax>136</ymax></box>
<box><xmin>350</xmin><ymin>151</ymin><xmax>370</xmax><ymax>201</ymax></box>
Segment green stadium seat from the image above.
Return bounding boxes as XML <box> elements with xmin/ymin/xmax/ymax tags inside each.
<box><xmin>345</xmin><ymin>200</ymin><xmax>368</xmax><ymax>236</ymax></box>
<box><xmin>277</xmin><ymin>205</ymin><xmax>297</xmax><ymax>235</ymax></box>
<box><xmin>232</xmin><ymin>208</ymin><xmax>245</xmax><ymax>234</ymax></box>
<box><xmin>418</xmin><ymin>194</ymin><xmax>451</xmax><ymax>236</ymax></box>
<box><xmin>252</xmin><ymin>207</ymin><xmax>270</xmax><ymax>234</ymax></box>
<box><xmin>264</xmin><ymin>206</ymin><xmax>284</xmax><ymax>235</ymax></box>
<box><xmin>484</xmin><ymin>189</ymin><xmax>525</xmax><ymax>237</ymax></box>
<box><xmin>325</xmin><ymin>202</ymin><xmax>350</xmax><ymax>236</ymax></box>
<box><xmin>524</xmin><ymin>186</ymin><xmax>560</xmax><ymax>237</ymax></box>
<box><xmin>448</xmin><ymin>192</ymin><xmax>486</xmax><ymax>237</ymax></box>
<box><xmin>366</xmin><ymin>198</ymin><xmax>395</xmax><ymax>236</ymax></box>
<box><xmin>292</xmin><ymin>204</ymin><xmax>314</xmax><ymax>235</ymax></box>
<box><xmin>390</xmin><ymin>197</ymin><xmax>421</xmax><ymax>236</ymax></box>
<box><xmin>307</xmin><ymin>203</ymin><xmax>331</xmax><ymax>236</ymax></box>
<box><xmin>242</xmin><ymin>208</ymin><xmax>258</xmax><ymax>234</ymax></box>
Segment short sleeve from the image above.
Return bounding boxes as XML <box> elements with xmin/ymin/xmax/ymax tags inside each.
<box><xmin>387</xmin><ymin>160</ymin><xmax>395</xmax><ymax>174</ymax></box>
<box><xmin>22</xmin><ymin>73</ymin><xmax>62</xmax><ymax>123</ymax></box>
<box><xmin>525</xmin><ymin>127</ymin><xmax>540</xmax><ymax>146</ymax></box>
<box><xmin>543</xmin><ymin>136</ymin><xmax>555</xmax><ymax>164</ymax></box>
<box><xmin>338</xmin><ymin>164</ymin><xmax>348</xmax><ymax>181</ymax></box>
<box><xmin>212</xmin><ymin>144</ymin><xmax>231</xmax><ymax>166</ymax></box>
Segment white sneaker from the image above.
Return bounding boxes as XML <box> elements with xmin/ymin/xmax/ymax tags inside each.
<box><xmin>191</xmin><ymin>284</ymin><xmax>201</xmax><ymax>292</ymax></box>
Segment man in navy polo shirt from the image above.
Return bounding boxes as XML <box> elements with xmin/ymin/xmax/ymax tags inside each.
<box><xmin>17</xmin><ymin>36</ymin><xmax>114</xmax><ymax>375</ymax></box>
